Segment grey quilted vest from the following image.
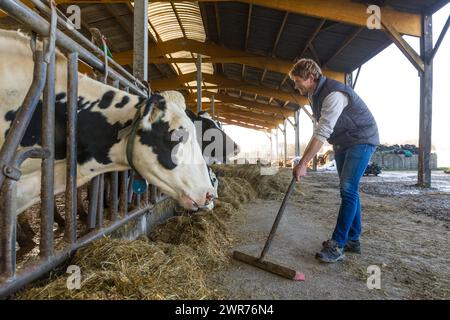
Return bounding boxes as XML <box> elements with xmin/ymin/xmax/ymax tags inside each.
<box><xmin>311</xmin><ymin>76</ymin><xmax>380</xmax><ymax>151</ymax></box>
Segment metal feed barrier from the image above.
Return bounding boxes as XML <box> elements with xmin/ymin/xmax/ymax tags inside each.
<box><xmin>0</xmin><ymin>0</ymin><xmax>168</xmax><ymax>298</ymax></box>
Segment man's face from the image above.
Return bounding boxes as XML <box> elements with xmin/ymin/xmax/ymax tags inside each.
<box><xmin>291</xmin><ymin>74</ymin><xmax>316</xmax><ymax>96</ymax></box>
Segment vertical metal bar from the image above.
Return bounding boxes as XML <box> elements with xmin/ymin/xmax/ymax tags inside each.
<box><xmin>294</xmin><ymin>110</ymin><xmax>300</xmax><ymax>158</ymax></box>
<box><xmin>196</xmin><ymin>55</ymin><xmax>202</xmax><ymax>113</ymax></box>
<box><xmin>143</xmin><ymin>183</ymin><xmax>149</xmax><ymax>206</ymax></box>
<box><xmin>40</xmin><ymin>38</ymin><xmax>56</xmax><ymax>259</ymax></box>
<box><xmin>0</xmin><ymin>181</ymin><xmax>17</xmax><ymax>279</ymax></box>
<box><xmin>283</xmin><ymin>120</ymin><xmax>287</xmax><ymax>167</ymax></box>
<box><xmin>128</xmin><ymin>171</ymin><xmax>134</xmax><ymax>204</ymax></box>
<box><xmin>96</xmin><ymin>174</ymin><xmax>104</xmax><ymax>228</ymax></box>
<box><xmin>418</xmin><ymin>13</ymin><xmax>433</xmax><ymax>187</ymax></box>
<box><xmin>269</xmin><ymin>130</ymin><xmax>273</xmax><ymax>163</ymax></box>
<box><xmin>133</xmin><ymin>0</ymin><xmax>148</xmax><ymax>81</ymax></box>
<box><xmin>109</xmin><ymin>172</ymin><xmax>119</xmax><ymax>221</ymax></box>
<box><xmin>64</xmin><ymin>52</ymin><xmax>78</xmax><ymax>244</ymax></box>
<box><xmin>119</xmin><ymin>170</ymin><xmax>128</xmax><ymax>217</ymax></box>
<box><xmin>87</xmin><ymin>177</ymin><xmax>100</xmax><ymax>229</ymax></box>
<box><xmin>275</xmin><ymin>129</ymin><xmax>279</xmax><ymax>165</ymax></box>
<box><xmin>109</xmin><ymin>80</ymin><xmax>120</xmax><ymax>221</ymax></box>
<box><xmin>136</xmin><ymin>193</ymin><xmax>141</xmax><ymax>208</ymax></box>
<box><xmin>211</xmin><ymin>95</ymin><xmax>215</xmax><ymax>119</ymax></box>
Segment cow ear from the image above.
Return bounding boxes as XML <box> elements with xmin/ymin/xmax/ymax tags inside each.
<box><xmin>141</xmin><ymin>96</ymin><xmax>164</xmax><ymax>130</ymax></box>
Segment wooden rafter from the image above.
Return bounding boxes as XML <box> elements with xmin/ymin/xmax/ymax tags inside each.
<box><xmin>323</xmin><ymin>27</ymin><xmax>364</xmax><ymax>68</ymax></box>
<box><xmin>260</xmin><ymin>11</ymin><xmax>289</xmax><ymax>84</ymax></box>
<box><xmin>113</xmin><ymin>37</ymin><xmax>345</xmax><ymax>83</ymax></box>
<box><xmin>152</xmin><ymin>72</ymin><xmax>308</xmax><ymax>105</ymax></box>
<box><xmin>56</xmin><ymin>0</ymin><xmax>422</xmax><ymax>37</ymax></box>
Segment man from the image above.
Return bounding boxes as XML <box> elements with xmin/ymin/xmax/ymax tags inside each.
<box><xmin>290</xmin><ymin>59</ymin><xmax>379</xmax><ymax>263</ymax></box>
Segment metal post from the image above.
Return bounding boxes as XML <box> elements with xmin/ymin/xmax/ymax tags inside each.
<box><xmin>133</xmin><ymin>0</ymin><xmax>148</xmax><ymax>82</ymax></box>
<box><xmin>269</xmin><ymin>130</ymin><xmax>273</xmax><ymax>163</ymax></box>
<box><xmin>275</xmin><ymin>129</ymin><xmax>279</xmax><ymax>165</ymax></box>
<box><xmin>87</xmin><ymin>177</ymin><xmax>100</xmax><ymax>229</ymax></box>
<box><xmin>312</xmin><ymin>119</ymin><xmax>318</xmax><ymax>171</ymax></box>
<box><xmin>119</xmin><ymin>170</ymin><xmax>128</xmax><ymax>217</ymax></box>
<box><xmin>196</xmin><ymin>55</ymin><xmax>202</xmax><ymax>113</ymax></box>
<box><xmin>211</xmin><ymin>95</ymin><xmax>215</xmax><ymax>119</ymax></box>
<box><xmin>96</xmin><ymin>174</ymin><xmax>104</xmax><ymax>228</ymax></box>
<box><xmin>64</xmin><ymin>52</ymin><xmax>78</xmax><ymax>244</ymax></box>
<box><xmin>0</xmin><ymin>181</ymin><xmax>17</xmax><ymax>278</ymax></box>
<box><xmin>40</xmin><ymin>35</ymin><xmax>56</xmax><ymax>259</ymax></box>
<box><xmin>283</xmin><ymin>120</ymin><xmax>287</xmax><ymax>167</ymax></box>
<box><xmin>294</xmin><ymin>110</ymin><xmax>300</xmax><ymax>157</ymax></box>
<box><xmin>418</xmin><ymin>13</ymin><xmax>433</xmax><ymax>187</ymax></box>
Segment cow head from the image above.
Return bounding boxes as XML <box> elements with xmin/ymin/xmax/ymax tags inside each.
<box><xmin>130</xmin><ymin>91</ymin><xmax>214</xmax><ymax>211</ymax></box>
<box><xmin>185</xmin><ymin>109</ymin><xmax>240</xmax><ymax>164</ymax></box>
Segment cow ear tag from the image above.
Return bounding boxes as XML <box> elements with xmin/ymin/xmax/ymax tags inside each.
<box><xmin>132</xmin><ymin>178</ymin><xmax>147</xmax><ymax>195</ymax></box>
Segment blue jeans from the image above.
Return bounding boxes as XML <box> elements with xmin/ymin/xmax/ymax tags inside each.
<box><xmin>332</xmin><ymin>144</ymin><xmax>376</xmax><ymax>247</ymax></box>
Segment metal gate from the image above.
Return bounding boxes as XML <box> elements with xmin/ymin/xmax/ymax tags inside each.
<box><xmin>0</xmin><ymin>0</ymin><xmax>169</xmax><ymax>298</ymax></box>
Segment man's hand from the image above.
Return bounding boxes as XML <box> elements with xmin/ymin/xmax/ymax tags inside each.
<box><xmin>293</xmin><ymin>163</ymin><xmax>307</xmax><ymax>181</ymax></box>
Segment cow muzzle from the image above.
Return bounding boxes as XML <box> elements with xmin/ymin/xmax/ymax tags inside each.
<box><xmin>179</xmin><ymin>191</ymin><xmax>215</xmax><ymax>211</ymax></box>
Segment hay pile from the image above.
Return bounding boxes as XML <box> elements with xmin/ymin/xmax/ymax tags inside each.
<box><xmin>211</xmin><ymin>164</ymin><xmax>295</xmax><ymax>200</ymax></box>
<box><xmin>18</xmin><ymin>237</ymin><xmax>218</xmax><ymax>300</ymax></box>
<box><xmin>17</xmin><ymin>165</ymin><xmax>291</xmax><ymax>300</ymax></box>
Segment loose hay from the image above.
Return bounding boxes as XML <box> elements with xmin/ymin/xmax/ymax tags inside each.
<box><xmin>212</xmin><ymin>164</ymin><xmax>296</xmax><ymax>200</ymax></box>
<box><xmin>18</xmin><ymin>237</ymin><xmax>218</xmax><ymax>300</ymax></box>
<box><xmin>17</xmin><ymin>165</ymin><xmax>292</xmax><ymax>300</ymax></box>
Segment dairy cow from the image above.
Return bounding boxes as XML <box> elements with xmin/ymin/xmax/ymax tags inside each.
<box><xmin>0</xmin><ymin>29</ymin><xmax>215</xmax><ymax>219</ymax></box>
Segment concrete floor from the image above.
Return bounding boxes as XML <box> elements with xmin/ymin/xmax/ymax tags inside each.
<box><xmin>209</xmin><ymin>171</ymin><xmax>450</xmax><ymax>300</ymax></box>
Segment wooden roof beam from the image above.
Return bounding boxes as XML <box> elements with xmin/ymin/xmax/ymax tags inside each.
<box><xmin>188</xmin><ymin>103</ymin><xmax>285</xmax><ymax>124</ymax></box>
<box><xmin>113</xmin><ymin>37</ymin><xmax>345</xmax><ymax>83</ymax></box>
<box><xmin>260</xmin><ymin>11</ymin><xmax>289</xmax><ymax>84</ymax></box>
<box><xmin>151</xmin><ymin>72</ymin><xmax>308</xmax><ymax>106</ymax></box>
<box><xmin>190</xmin><ymin>91</ymin><xmax>293</xmax><ymax>117</ymax></box>
<box><xmin>55</xmin><ymin>1</ymin><xmax>422</xmax><ymax>37</ymax></box>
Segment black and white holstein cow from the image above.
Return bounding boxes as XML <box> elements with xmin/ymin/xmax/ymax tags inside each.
<box><xmin>184</xmin><ymin>109</ymin><xmax>240</xmax><ymax>208</ymax></box>
<box><xmin>0</xmin><ymin>30</ymin><xmax>215</xmax><ymax>220</ymax></box>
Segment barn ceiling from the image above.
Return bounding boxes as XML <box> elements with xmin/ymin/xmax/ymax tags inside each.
<box><xmin>0</xmin><ymin>0</ymin><xmax>448</xmax><ymax>131</ymax></box>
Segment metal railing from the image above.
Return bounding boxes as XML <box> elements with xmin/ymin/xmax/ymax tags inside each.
<box><xmin>0</xmin><ymin>0</ymin><xmax>168</xmax><ymax>298</ymax></box>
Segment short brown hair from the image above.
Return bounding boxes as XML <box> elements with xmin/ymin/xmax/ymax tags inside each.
<box><xmin>289</xmin><ymin>58</ymin><xmax>322</xmax><ymax>80</ymax></box>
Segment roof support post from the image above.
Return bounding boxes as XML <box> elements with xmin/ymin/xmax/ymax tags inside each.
<box><xmin>283</xmin><ymin>119</ymin><xmax>288</xmax><ymax>167</ymax></box>
<box><xmin>133</xmin><ymin>0</ymin><xmax>148</xmax><ymax>82</ymax></box>
<box><xmin>312</xmin><ymin>119</ymin><xmax>318</xmax><ymax>172</ymax></box>
<box><xmin>418</xmin><ymin>13</ymin><xmax>433</xmax><ymax>188</ymax></box>
<box><xmin>210</xmin><ymin>95</ymin><xmax>215</xmax><ymax>119</ymax></box>
<box><xmin>269</xmin><ymin>130</ymin><xmax>273</xmax><ymax>163</ymax></box>
<box><xmin>196</xmin><ymin>55</ymin><xmax>202</xmax><ymax>113</ymax></box>
<box><xmin>275</xmin><ymin>128</ymin><xmax>279</xmax><ymax>166</ymax></box>
<box><xmin>294</xmin><ymin>110</ymin><xmax>300</xmax><ymax>158</ymax></box>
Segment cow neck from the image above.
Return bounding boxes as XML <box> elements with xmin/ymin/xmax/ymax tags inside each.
<box><xmin>120</xmin><ymin>94</ymin><xmax>158</xmax><ymax>177</ymax></box>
